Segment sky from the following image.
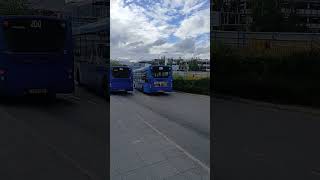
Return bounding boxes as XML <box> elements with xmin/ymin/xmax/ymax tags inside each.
<box><xmin>110</xmin><ymin>0</ymin><xmax>210</xmax><ymax>62</ymax></box>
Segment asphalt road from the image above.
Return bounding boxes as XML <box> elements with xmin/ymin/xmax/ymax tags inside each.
<box><xmin>0</xmin><ymin>86</ymin><xmax>108</xmax><ymax>180</ymax></box>
<box><xmin>111</xmin><ymin>90</ymin><xmax>210</xmax><ymax>168</ymax></box>
<box><xmin>213</xmin><ymin>97</ymin><xmax>320</xmax><ymax>180</ymax></box>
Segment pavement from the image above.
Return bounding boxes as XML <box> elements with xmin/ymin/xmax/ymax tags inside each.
<box><xmin>110</xmin><ymin>91</ymin><xmax>210</xmax><ymax>180</ymax></box>
<box><xmin>0</xmin><ymin>86</ymin><xmax>108</xmax><ymax>180</ymax></box>
<box><xmin>213</xmin><ymin>97</ymin><xmax>320</xmax><ymax>180</ymax></box>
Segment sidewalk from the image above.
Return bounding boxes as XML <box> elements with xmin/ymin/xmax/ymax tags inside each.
<box><xmin>213</xmin><ymin>93</ymin><xmax>320</xmax><ymax>116</ymax></box>
<box><xmin>0</xmin><ymin>108</ymin><xmax>92</xmax><ymax>180</ymax></box>
<box><xmin>110</xmin><ymin>96</ymin><xmax>210</xmax><ymax>180</ymax></box>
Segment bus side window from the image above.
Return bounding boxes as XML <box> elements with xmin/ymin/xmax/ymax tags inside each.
<box><xmin>143</xmin><ymin>72</ymin><xmax>148</xmax><ymax>83</ymax></box>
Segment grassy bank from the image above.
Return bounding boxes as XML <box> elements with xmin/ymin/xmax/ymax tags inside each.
<box><xmin>213</xmin><ymin>45</ymin><xmax>320</xmax><ymax>106</ymax></box>
<box><xmin>173</xmin><ymin>77</ymin><xmax>210</xmax><ymax>95</ymax></box>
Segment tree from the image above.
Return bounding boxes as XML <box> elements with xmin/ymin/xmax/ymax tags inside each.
<box><xmin>188</xmin><ymin>60</ymin><xmax>200</xmax><ymax>71</ymax></box>
<box><xmin>250</xmin><ymin>0</ymin><xmax>308</xmax><ymax>32</ymax></box>
<box><xmin>283</xmin><ymin>0</ymin><xmax>308</xmax><ymax>32</ymax></box>
<box><xmin>250</xmin><ymin>0</ymin><xmax>284</xmax><ymax>32</ymax></box>
<box><xmin>212</xmin><ymin>0</ymin><xmax>218</xmax><ymax>10</ymax></box>
<box><xmin>111</xmin><ymin>60</ymin><xmax>125</xmax><ymax>66</ymax></box>
<box><xmin>0</xmin><ymin>0</ymin><xmax>30</xmax><ymax>15</ymax></box>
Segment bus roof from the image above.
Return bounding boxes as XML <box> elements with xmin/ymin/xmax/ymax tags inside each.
<box><xmin>73</xmin><ymin>18</ymin><xmax>107</xmax><ymax>35</ymax></box>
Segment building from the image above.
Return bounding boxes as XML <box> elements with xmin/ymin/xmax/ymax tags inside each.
<box><xmin>197</xmin><ymin>59</ymin><xmax>210</xmax><ymax>72</ymax></box>
<box><xmin>141</xmin><ymin>57</ymin><xmax>210</xmax><ymax>72</ymax></box>
<box><xmin>64</xmin><ymin>0</ymin><xmax>108</xmax><ymax>27</ymax></box>
<box><xmin>216</xmin><ymin>0</ymin><xmax>320</xmax><ymax>32</ymax></box>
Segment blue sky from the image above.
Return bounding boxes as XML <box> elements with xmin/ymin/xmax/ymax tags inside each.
<box><xmin>111</xmin><ymin>0</ymin><xmax>210</xmax><ymax>61</ymax></box>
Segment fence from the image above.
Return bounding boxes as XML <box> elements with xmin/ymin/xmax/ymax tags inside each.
<box><xmin>173</xmin><ymin>71</ymin><xmax>210</xmax><ymax>80</ymax></box>
<box><xmin>212</xmin><ymin>31</ymin><xmax>320</xmax><ymax>57</ymax></box>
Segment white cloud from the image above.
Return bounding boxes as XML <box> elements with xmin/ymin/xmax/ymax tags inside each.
<box><xmin>111</xmin><ymin>0</ymin><xmax>210</xmax><ymax>61</ymax></box>
<box><xmin>174</xmin><ymin>8</ymin><xmax>210</xmax><ymax>39</ymax></box>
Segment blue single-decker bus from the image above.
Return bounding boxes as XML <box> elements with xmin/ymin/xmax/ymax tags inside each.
<box><xmin>110</xmin><ymin>66</ymin><xmax>133</xmax><ymax>93</ymax></box>
<box><xmin>133</xmin><ymin>65</ymin><xmax>173</xmax><ymax>94</ymax></box>
<box><xmin>0</xmin><ymin>16</ymin><xmax>74</xmax><ymax>97</ymax></box>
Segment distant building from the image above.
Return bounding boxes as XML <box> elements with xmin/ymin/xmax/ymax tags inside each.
<box><xmin>215</xmin><ymin>0</ymin><xmax>320</xmax><ymax>32</ymax></box>
<box><xmin>196</xmin><ymin>59</ymin><xmax>210</xmax><ymax>72</ymax></box>
<box><xmin>143</xmin><ymin>57</ymin><xmax>210</xmax><ymax>72</ymax></box>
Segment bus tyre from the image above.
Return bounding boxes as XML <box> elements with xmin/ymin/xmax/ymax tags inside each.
<box><xmin>45</xmin><ymin>93</ymin><xmax>56</xmax><ymax>101</ymax></box>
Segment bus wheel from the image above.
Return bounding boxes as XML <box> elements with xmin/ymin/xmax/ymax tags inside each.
<box><xmin>45</xmin><ymin>93</ymin><xmax>56</xmax><ymax>102</ymax></box>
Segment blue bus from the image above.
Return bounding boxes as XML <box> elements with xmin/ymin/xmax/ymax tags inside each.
<box><xmin>0</xmin><ymin>16</ymin><xmax>74</xmax><ymax>97</ymax></box>
<box><xmin>133</xmin><ymin>65</ymin><xmax>173</xmax><ymax>94</ymax></box>
<box><xmin>73</xmin><ymin>18</ymin><xmax>108</xmax><ymax>97</ymax></box>
<box><xmin>110</xmin><ymin>66</ymin><xmax>133</xmax><ymax>93</ymax></box>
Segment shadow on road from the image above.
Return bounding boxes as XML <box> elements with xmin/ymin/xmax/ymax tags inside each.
<box><xmin>145</xmin><ymin>92</ymin><xmax>171</xmax><ymax>96</ymax></box>
<box><xmin>0</xmin><ymin>95</ymin><xmax>75</xmax><ymax>108</ymax></box>
<box><xmin>110</xmin><ymin>91</ymin><xmax>134</xmax><ymax>97</ymax></box>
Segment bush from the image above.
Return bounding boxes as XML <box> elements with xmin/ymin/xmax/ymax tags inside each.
<box><xmin>213</xmin><ymin>45</ymin><xmax>320</xmax><ymax>107</ymax></box>
<box><xmin>173</xmin><ymin>78</ymin><xmax>210</xmax><ymax>95</ymax></box>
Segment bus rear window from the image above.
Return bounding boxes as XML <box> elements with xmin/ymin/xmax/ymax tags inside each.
<box><xmin>112</xmin><ymin>67</ymin><xmax>130</xmax><ymax>78</ymax></box>
<box><xmin>152</xmin><ymin>66</ymin><xmax>170</xmax><ymax>78</ymax></box>
<box><xmin>3</xmin><ymin>19</ymin><xmax>66</xmax><ymax>53</ymax></box>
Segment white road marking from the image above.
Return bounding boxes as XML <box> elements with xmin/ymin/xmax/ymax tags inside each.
<box><xmin>136</xmin><ymin>113</ymin><xmax>211</xmax><ymax>174</ymax></box>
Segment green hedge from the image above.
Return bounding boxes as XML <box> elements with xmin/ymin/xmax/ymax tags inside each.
<box><xmin>213</xmin><ymin>45</ymin><xmax>320</xmax><ymax>106</ymax></box>
<box><xmin>173</xmin><ymin>77</ymin><xmax>210</xmax><ymax>95</ymax></box>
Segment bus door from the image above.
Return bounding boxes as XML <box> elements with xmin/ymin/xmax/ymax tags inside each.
<box><xmin>93</xmin><ymin>43</ymin><xmax>108</xmax><ymax>89</ymax></box>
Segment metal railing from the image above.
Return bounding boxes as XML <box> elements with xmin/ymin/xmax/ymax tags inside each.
<box><xmin>213</xmin><ymin>30</ymin><xmax>320</xmax><ymax>56</ymax></box>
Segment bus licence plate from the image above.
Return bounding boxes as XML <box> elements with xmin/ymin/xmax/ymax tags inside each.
<box><xmin>29</xmin><ymin>89</ymin><xmax>48</xmax><ymax>94</ymax></box>
<box><xmin>154</xmin><ymin>82</ymin><xmax>167</xmax><ymax>87</ymax></box>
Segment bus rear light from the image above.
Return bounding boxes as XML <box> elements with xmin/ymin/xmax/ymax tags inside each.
<box><xmin>0</xmin><ymin>69</ymin><xmax>6</xmax><ymax>75</ymax></box>
<box><xmin>3</xmin><ymin>21</ymin><xmax>9</xmax><ymax>28</ymax></box>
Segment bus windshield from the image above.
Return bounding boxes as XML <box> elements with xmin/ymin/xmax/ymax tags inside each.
<box><xmin>3</xmin><ymin>19</ymin><xmax>66</xmax><ymax>53</ymax></box>
<box><xmin>152</xmin><ymin>66</ymin><xmax>170</xmax><ymax>78</ymax></box>
<box><xmin>112</xmin><ymin>67</ymin><xmax>130</xmax><ymax>78</ymax></box>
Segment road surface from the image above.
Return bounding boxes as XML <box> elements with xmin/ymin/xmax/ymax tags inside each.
<box><xmin>111</xmin><ymin>90</ymin><xmax>210</xmax><ymax>168</ymax></box>
<box><xmin>213</xmin><ymin>97</ymin><xmax>320</xmax><ymax>180</ymax></box>
<box><xmin>0</xmin><ymin>86</ymin><xmax>108</xmax><ymax>180</ymax></box>
<box><xmin>0</xmin><ymin>87</ymin><xmax>210</xmax><ymax>179</ymax></box>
